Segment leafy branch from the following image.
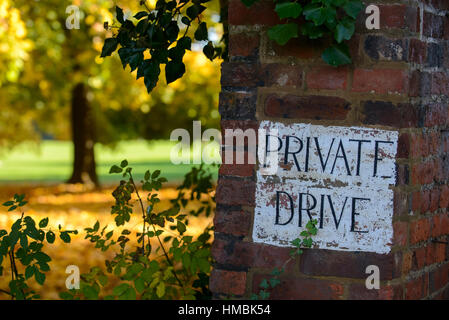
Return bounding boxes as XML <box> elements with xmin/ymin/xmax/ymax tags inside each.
<box><xmin>243</xmin><ymin>0</ymin><xmax>363</xmax><ymax>66</ymax></box>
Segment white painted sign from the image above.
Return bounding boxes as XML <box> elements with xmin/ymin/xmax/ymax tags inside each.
<box><xmin>253</xmin><ymin>121</ymin><xmax>398</xmax><ymax>254</ymax></box>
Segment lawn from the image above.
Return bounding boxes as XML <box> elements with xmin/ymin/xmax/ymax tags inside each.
<box><xmin>0</xmin><ymin>140</ymin><xmax>219</xmax><ymax>184</ymax></box>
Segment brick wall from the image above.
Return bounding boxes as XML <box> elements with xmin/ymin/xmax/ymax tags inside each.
<box><xmin>211</xmin><ymin>0</ymin><xmax>449</xmax><ymax>299</ymax></box>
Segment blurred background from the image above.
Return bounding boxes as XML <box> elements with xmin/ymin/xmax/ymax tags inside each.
<box><xmin>0</xmin><ymin>0</ymin><xmax>222</xmax><ymax>298</ymax></box>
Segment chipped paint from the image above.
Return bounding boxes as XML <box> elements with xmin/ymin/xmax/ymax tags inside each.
<box><xmin>253</xmin><ymin>121</ymin><xmax>398</xmax><ymax>254</ymax></box>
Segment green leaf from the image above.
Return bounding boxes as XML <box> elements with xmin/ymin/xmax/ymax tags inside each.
<box><xmin>101</xmin><ymin>38</ymin><xmax>118</xmax><ymax>58</ymax></box>
<box><xmin>59</xmin><ymin>291</ymin><xmax>74</xmax><ymax>300</ymax></box>
<box><xmin>165</xmin><ymin>61</ymin><xmax>186</xmax><ymax>84</ymax></box>
<box><xmin>82</xmin><ymin>285</ymin><xmax>99</xmax><ymax>300</ymax></box>
<box><xmin>39</xmin><ymin>217</ymin><xmax>49</xmax><ymax>228</ymax></box>
<box><xmin>134</xmin><ymin>277</ymin><xmax>145</xmax><ymax>293</ymax></box>
<box><xmin>113</xmin><ymin>283</ymin><xmax>130</xmax><ymax>296</ymax></box>
<box><xmin>275</xmin><ymin>2</ymin><xmax>302</xmax><ymax>19</ymax></box>
<box><xmin>151</xmin><ymin>170</ymin><xmax>161</xmax><ymax>179</ymax></box>
<box><xmin>116</xmin><ymin>6</ymin><xmax>125</xmax><ymax>24</ymax></box>
<box><xmin>60</xmin><ymin>232</ymin><xmax>71</xmax><ymax>243</ymax></box>
<box><xmin>186</xmin><ymin>4</ymin><xmax>206</xmax><ymax>20</ymax></box>
<box><xmin>8</xmin><ymin>205</ymin><xmax>17</xmax><ymax>212</ymax></box>
<box><xmin>194</xmin><ymin>22</ymin><xmax>208</xmax><ymax>41</ymax></box>
<box><xmin>303</xmin><ymin>4</ymin><xmax>325</xmax><ymax>26</ymax></box>
<box><xmin>343</xmin><ymin>1</ymin><xmax>364</xmax><ymax>19</ymax></box>
<box><xmin>260</xmin><ymin>279</ymin><xmax>269</xmax><ymax>289</ymax></box>
<box><xmin>25</xmin><ymin>265</ymin><xmax>35</xmax><ymax>279</ymax></box>
<box><xmin>120</xmin><ymin>160</ymin><xmax>128</xmax><ymax>168</ymax></box>
<box><xmin>156</xmin><ymin>282</ymin><xmax>165</xmax><ymax>298</ymax></box>
<box><xmin>178</xmin><ymin>37</ymin><xmax>192</xmax><ymax>51</ymax></box>
<box><xmin>2</xmin><ymin>201</ymin><xmax>14</xmax><ymax>206</ymax></box>
<box><xmin>35</xmin><ymin>270</ymin><xmax>46</xmax><ymax>285</ymax></box>
<box><xmin>109</xmin><ymin>165</ymin><xmax>123</xmax><ymax>174</ymax></box>
<box><xmin>176</xmin><ymin>221</ymin><xmax>186</xmax><ymax>234</ymax></box>
<box><xmin>268</xmin><ymin>23</ymin><xmax>298</xmax><ymax>46</ymax></box>
<box><xmin>322</xmin><ymin>43</ymin><xmax>352</xmax><ymax>66</ymax></box>
<box><xmin>334</xmin><ymin>20</ymin><xmax>355</xmax><ymax>43</ymax></box>
<box><xmin>203</xmin><ymin>41</ymin><xmax>214</xmax><ymax>61</ymax></box>
<box><xmin>134</xmin><ymin>11</ymin><xmax>148</xmax><ymax>20</ymax></box>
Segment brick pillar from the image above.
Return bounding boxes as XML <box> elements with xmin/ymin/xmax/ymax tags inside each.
<box><xmin>210</xmin><ymin>0</ymin><xmax>449</xmax><ymax>299</ymax></box>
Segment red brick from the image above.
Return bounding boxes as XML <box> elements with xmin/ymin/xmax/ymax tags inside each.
<box><xmin>215</xmin><ymin>177</ymin><xmax>255</xmax><ymax>206</ymax></box>
<box><xmin>228</xmin><ymin>0</ymin><xmax>279</xmax><ymax>26</ymax></box>
<box><xmin>229</xmin><ymin>33</ymin><xmax>259</xmax><ymax>58</ymax></box>
<box><xmin>412</xmin><ymin>246</ymin><xmax>427</xmax><ymax>270</ymax></box>
<box><xmin>426</xmin><ymin>242</ymin><xmax>446</xmax><ymax>265</ymax></box>
<box><xmin>403</xmin><ymin>251</ymin><xmax>413</xmax><ymax>275</ymax></box>
<box><xmin>262</xmin><ymin>64</ymin><xmax>303</xmax><ymax>87</ymax></box>
<box><xmin>420</xmin><ymin>190</ymin><xmax>431</xmax><ymax>214</ymax></box>
<box><xmin>406</xmin><ymin>274</ymin><xmax>429</xmax><ymax>299</ymax></box>
<box><xmin>252</xmin><ymin>275</ymin><xmax>344</xmax><ymax>300</ymax></box>
<box><xmin>423</xmin><ymin>12</ymin><xmax>444</xmax><ymax>39</ymax></box>
<box><xmin>299</xmin><ymin>250</ymin><xmax>402</xmax><ymax>280</ymax></box>
<box><xmin>394</xmin><ymin>221</ymin><xmax>408</xmax><ymax>247</ymax></box>
<box><xmin>219</xmin><ymin>163</ymin><xmax>254</xmax><ymax>177</ymax></box>
<box><xmin>264</xmin><ymin>94</ymin><xmax>350</xmax><ymax>120</ymax></box>
<box><xmin>352</xmin><ymin>69</ymin><xmax>408</xmax><ymax>94</ymax></box>
<box><xmin>221</xmin><ymin>62</ymin><xmax>261</xmax><ymax>88</ymax></box>
<box><xmin>429</xmin><ymin>263</ymin><xmax>449</xmax><ymax>293</ymax></box>
<box><xmin>348</xmin><ymin>283</ymin><xmax>403</xmax><ymax>300</ymax></box>
<box><xmin>397</xmin><ymin>133</ymin><xmax>410</xmax><ymax>158</ymax></box>
<box><xmin>431</xmin><ymin>73</ymin><xmax>449</xmax><ymax>96</ymax></box>
<box><xmin>410</xmin><ymin>218</ymin><xmax>431</xmax><ymax>244</ymax></box>
<box><xmin>214</xmin><ymin>208</ymin><xmax>251</xmax><ymax>237</ymax></box>
<box><xmin>209</xmin><ymin>269</ymin><xmax>247</xmax><ymax>296</ymax></box>
<box><xmin>379</xmin><ymin>5</ymin><xmax>407</xmax><ymax>29</ymax></box>
<box><xmin>430</xmin><ymin>188</ymin><xmax>440</xmax><ymax>213</ymax></box>
<box><xmin>212</xmin><ymin>238</ymin><xmax>293</xmax><ymax>271</ymax></box>
<box><xmin>306</xmin><ymin>67</ymin><xmax>348</xmax><ymax>90</ymax></box>
<box><xmin>408</xmin><ymin>39</ymin><xmax>427</xmax><ymax>64</ymax></box>
<box><xmin>272</xmin><ymin>37</ymin><xmax>323</xmax><ymax>60</ymax></box>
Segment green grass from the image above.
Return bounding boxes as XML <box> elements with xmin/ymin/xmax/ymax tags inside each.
<box><xmin>0</xmin><ymin>140</ymin><xmax>219</xmax><ymax>185</ymax></box>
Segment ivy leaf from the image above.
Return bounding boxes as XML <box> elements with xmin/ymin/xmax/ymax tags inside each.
<box><xmin>322</xmin><ymin>43</ymin><xmax>352</xmax><ymax>66</ymax></box>
<box><xmin>334</xmin><ymin>19</ymin><xmax>355</xmax><ymax>43</ymax></box>
<box><xmin>194</xmin><ymin>22</ymin><xmax>208</xmax><ymax>41</ymax></box>
<box><xmin>303</xmin><ymin>4</ymin><xmax>325</xmax><ymax>26</ymax></box>
<box><xmin>274</xmin><ymin>2</ymin><xmax>302</xmax><ymax>19</ymax></box>
<box><xmin>165</xmin><ymin>61</ymin><xmax>186</xmax><ymax>84</ymax></box>
<box><xmin>116</xmin><ymin>6</ymin><xmax>125</xmax><ymax>24</ymax></box>
<box><xmin>343</xmin><ymin>1</ymin><xmax>364</xmax><ymax>19</ymax></box>
<box><xmin>301</xmin><ymin>22</ymin><xmax>324</xmax><ymax>39</ymax></box>
<box><xmin>100</xmin><ymin>38</ymin><xmax>118</xmax><ymax>58</ymax></box>
<box><xmin>267</xmin><ymin>23</ymin><xmax>298</xmax><ymax>46</ymax></box>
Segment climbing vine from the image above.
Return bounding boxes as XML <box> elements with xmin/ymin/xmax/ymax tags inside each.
<box><xmin>251</xmin><ymin>219</ymin><xmax>318</xmax><ymax>299</ymax></box>
<box><xmin>243</xmin><ymin>0</ymin><xmax>364</xmax><ymax>66</ymax></box>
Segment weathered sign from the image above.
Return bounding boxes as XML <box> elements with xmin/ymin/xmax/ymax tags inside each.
<box><xmin>253</xmin><ymin>121</ymin><xmax>398</xmax><ymax>254</ymax></box>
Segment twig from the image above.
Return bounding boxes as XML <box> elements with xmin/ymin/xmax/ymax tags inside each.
<box><xmin>129</xmin><ymin>173</ymin><xmax>185</xmax><ymax>292</ymax></box>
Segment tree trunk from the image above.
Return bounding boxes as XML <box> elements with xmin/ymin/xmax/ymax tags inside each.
<box><xmin>67</xmin><ymin>82</ymin><xmax>99</xmax><ymax>187</ymax></box>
